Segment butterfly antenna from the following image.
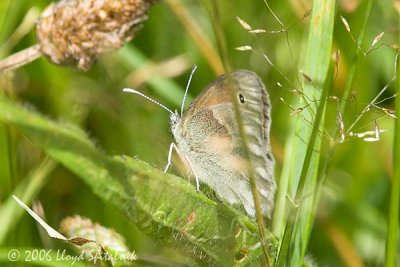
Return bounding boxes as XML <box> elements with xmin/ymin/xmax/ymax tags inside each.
<box><xmin>180</xmin><ymin>64</ymin><xmax>198</xmax><ymax>116</ymax></box>
<box><xmin>123</xmin><ymin>88</ymin><xmax>175</xmax><ymax>115</ymax></box>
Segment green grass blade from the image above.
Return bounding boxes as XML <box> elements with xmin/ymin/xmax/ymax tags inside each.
<box><xmin>273</xmin><ymin>0</ymin><xmax>335</xmax><ymax>265</ymax></box>
<box><xmin>290</xmin><ymin>0</ymin><xmax>335</xmax><ymax>195</ymax></box>
<box><xmin>277</xmin><ymin>61</ymin><xmax>335</xmax><ymax>267</ymax></box>
<box><xmin>289</xmin><ymin>61</ymin><xmax>335</xmax><ymax>266</ymax></box>
<box><xmin>0</xmin><ymin>94</ymin><xmax>278</xmax><ymax>265</ymax></box>
<box><xmin>272</xmin><ymin>0</ymin><xmax>336</xmax><ymax>238</ymax></box>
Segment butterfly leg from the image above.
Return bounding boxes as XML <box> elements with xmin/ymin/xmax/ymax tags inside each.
<box><xmin>164</xmin><ymin>143</ymin><xmax>177</xmax><ymax>173</ymax></box>
<box><xmin>184</xmin><ymin>154</ymin><xmax>200</xmax><ymax>192</ymax></box>
<box><xmin>164</xmin><ymin>143</ymin><xmax>200</xmax><ymax>192</ymax></box>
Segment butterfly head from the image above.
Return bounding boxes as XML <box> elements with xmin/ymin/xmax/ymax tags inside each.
<box><xmin>170</xmin><ymin>109</ymin><xmax>181</xmax><ymax>136</ymax></box>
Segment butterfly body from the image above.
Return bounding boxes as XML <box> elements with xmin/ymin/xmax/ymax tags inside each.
<box><xmin>171</xmin><ymin>70</ymin><xmax>276</xmax><ymax>217</ymax></box>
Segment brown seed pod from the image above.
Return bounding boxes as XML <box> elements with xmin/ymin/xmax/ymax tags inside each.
<box><xmin>36</xmin><ymin>0</ymin><xmax>158</xmax><ymax>70</ymax></box>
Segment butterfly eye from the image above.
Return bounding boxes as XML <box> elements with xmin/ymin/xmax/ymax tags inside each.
<box><xmin>239</xmin><ymin>94</ymin><xmax>245</xmax><ymax>104</ymax></box>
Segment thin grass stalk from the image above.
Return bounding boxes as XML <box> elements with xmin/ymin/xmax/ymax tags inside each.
<box><xmin>314</xmin><ymin>0</ymin><xmax>374</xmax><ymax>233</ymax></box>
<box><xmin>165</xmin><ymin>0</ymin><xmax>224</xmax><ymax>75</ymax></box>
<box><xmin>385</xmin><ymin>51</ymin><xmax>400</xmax><ymax>267</ymax></box>
<box><xmin>307</xmin><ymin>4</ymin><xmax>374</xmax><ymax>263</ymax></box>
<box><xmin>209</xmin><ymin>1</ymin><xmax>271</xmax><ymax>265</ymax></box>
<box><xmin>338</xmin><ymin>0</ymin><xmax>373</xmax><ymax>115</ymax></box>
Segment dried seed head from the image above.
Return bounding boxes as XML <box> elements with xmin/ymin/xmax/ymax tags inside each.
<box><xmin>60</xmin><ymin>215</ymin><xmax>130</xmax><ymax>254</ymax></box>
<box><xmin>36</xmin><ymin>0</ymin><xmax>158</xmax><ymax>70</ymax></box>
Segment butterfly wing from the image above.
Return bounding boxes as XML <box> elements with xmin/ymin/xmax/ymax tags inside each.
<box><xmin>173</xmin><ymin>70</ymin><xmax>276</xmax><ymax>217</ymax></box>
<box><xmin>234</xmin><ymin>71</ymin><xmax>276</xmax><ymax>217</ymax></box>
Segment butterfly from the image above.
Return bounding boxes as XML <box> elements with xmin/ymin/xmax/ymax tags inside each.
<box><xmin>124</xmin><ymin>69</ymin><xmax>276</xmax><ymax>218</ymax></box>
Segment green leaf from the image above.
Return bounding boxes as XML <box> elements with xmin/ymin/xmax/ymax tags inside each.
<box><xmin>0</xmin><ymin>94</ymin><xmax>278</xmax><ymax>265</ymax></box>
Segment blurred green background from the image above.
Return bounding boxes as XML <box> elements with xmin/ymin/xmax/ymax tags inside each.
<box><xmin>0</xmin><ymin>0</ymin><xmax>398</xmax><ymax>266</ymax></box>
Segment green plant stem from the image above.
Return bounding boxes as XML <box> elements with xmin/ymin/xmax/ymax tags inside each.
<box><xmin>0</xmin><ymin>44</ymin><xmax>42</xmax><ymax>72</ymax></box>
<box><xmin>385</xmin><ymin>51</ymin><xmax>400</xmax><ymax>267</ymax></box>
